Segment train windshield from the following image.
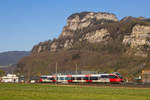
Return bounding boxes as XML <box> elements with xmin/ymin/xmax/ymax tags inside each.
<box><xmin>119</xmin><ymin>76</ymin><xmax>123</xmax><ymax>79</ymax></box>
<box><xmin>113</xmin><ymin>72</ymin><xmax>123</xmax><ymax>79</ymax></box>
<box><xmin>109</xmin><ymin>75</ymin><xmax>118</xmax><ymax>79</ymax></box>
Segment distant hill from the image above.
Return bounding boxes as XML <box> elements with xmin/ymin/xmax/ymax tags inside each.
<box><xmin>0</xmin><ymin>51</ymin><xmax>30</xmax><ymax>67</ymax></box>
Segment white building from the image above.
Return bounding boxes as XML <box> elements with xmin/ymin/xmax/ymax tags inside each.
<box><xmin>1</xmin><ymin>74</ymin><xmax>19</xmax><ymax>83</ymax></box>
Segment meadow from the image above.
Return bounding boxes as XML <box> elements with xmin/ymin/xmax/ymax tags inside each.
<box><xmin>0</xmin><ymin>83</ymin><xmax>150</xmax><ymax>100</ymax></box>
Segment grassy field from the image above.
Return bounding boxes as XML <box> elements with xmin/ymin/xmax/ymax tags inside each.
<box><xmin>0</xmin><ymin>83</ymin><xmax>150</xmax><ymax>100</ymax></box>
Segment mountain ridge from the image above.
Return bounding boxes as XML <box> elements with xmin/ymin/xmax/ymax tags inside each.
<box><xmin>0</xmin><ymin>51</ymin><xmax>30</xmax><ymax>66</ymax></box>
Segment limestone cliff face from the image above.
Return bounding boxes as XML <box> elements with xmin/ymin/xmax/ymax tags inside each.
<box><xmin>32</xmin><ymin>11</ymin><xmax>150</xmax><ymax>57</ymax></box>
<box><xmin>60</xmin><ymin>12</ymin><xmax>117</xmax><ymax>38</ymax></box>
<box><xmin>32</xmin><ymin>40</ymin><xmax>52</xmax><ymax>53</ymax></box>
<box><xmin>84</xmin><ymin>29</ymin><xmax>111</xmax><ymax>43</ymax></box>
<box><xmin>123</xmin><ymin>25</ymin><xmax>150</xmax><ymax>56</ymax></box>
<box><xmin>64</xmin><ymin>12</ymin><xmax>117</xmax><ymax>31</ymax></box>
<box><xmin>32</xmin><ymin>12</ymin><xmax>118</xmax><ymax>53</ymax></box>
<box><xmin>123</xmin><ymin>25</ymin><xmax>150</xmax><ymax>47</ymax></box>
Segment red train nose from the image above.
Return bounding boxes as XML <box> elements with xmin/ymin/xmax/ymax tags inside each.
<box><xmin>40</xmin><ymin>78</ymin><xmax>43</xmax><ymax>82</ymax></box>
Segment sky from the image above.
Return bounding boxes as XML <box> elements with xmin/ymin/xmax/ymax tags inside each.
<box><xmin>0</xmin><ymin>0</ymin><xmax>150</xmax><ymax>52</ymax></box>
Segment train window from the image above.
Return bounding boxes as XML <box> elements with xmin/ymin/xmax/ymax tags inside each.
<box><xmin>101</xmin><ymin>75</ymin><xmax>109</xmax><ymax>78</ymax></box>
<box><xmin>65</xmin><ymin>77</ymin><xmax>71</xmax><ymax>80</ymax></box>
<box><xmin>109</xmin><ymin>75</ymin><xmax>118</xmax><ymax>79</ymax></box>
<box><xmin>50</xmin><ymin>78</ymin><xmax>55</xmax><ymax>80</ymax></box>
<box><xmin>59</xmin><ymin>77</ymin><xmax>65</xmax><ymax>80</ymax></box>
<box><xmin>64</xmin><ymin>77</ymin><xmax>68</xmax><ymax>80</ymax></box>
<box><xmin>83</xmin><ymin>77</ymin><xmax>88</xmax><ymax>80</ymax></box>
<box><xmin>77</xmin><ymin>77</ymin><xmax>82</xmax><ymax>80</ymax></box>
<box><xmin>40</xmin><ymin>77</ymin><xmax>47</xmax><ymax>79</ymax></box>
<box><xmin>90</xmin><ymin>77</ymin><xmax>98</xmax><ymax>80</ymax></box>
<box><xmin>71</xmin><ymin>77</ymin><xmax>75</xmax><ymax>80</ymax></box>
<box><xmin>48</xmin><ymin>78</ymin><xmax>52</xmax><ymax>80</ymax></box>
<box><xmin>68</xmin><ymin>77</ymin><xmax>71</xmax><ymax>80</ymax></box>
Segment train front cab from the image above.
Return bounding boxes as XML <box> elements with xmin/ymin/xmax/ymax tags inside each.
<box><xmin>109</xmin><ymin>74</ymin><xmax>122</xmax><ymax>83</ymax></box>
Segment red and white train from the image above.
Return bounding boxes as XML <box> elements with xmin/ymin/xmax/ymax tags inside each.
<box><xmin>40</xmin><ymin>73</ymin><xmax>123</xmax><ymax>83</ymax></box>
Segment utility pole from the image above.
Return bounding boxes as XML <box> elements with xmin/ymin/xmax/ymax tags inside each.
<box><xmin>56</xmin><ymin>62</ymin><xmax>57</xmax><ymax>75</ymax></box>
<box><xmin>76</xmin><ymin>64</ymin><xmax>78</xmax><ymax>75</ymax></box>
<box><xmin>56</xmin><ymin>62</ymin><xmax>58</xmax><ymax>84</ymax></box>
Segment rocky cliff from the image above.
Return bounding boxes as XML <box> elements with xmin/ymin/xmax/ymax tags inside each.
<box><xmin>32</xmin><ymin>12</ymin><xmax>150</xmax><ymax>57</ymax></box>
<box><xmin>123</xmin><ymin>24</ymin><xmax>150</xmax><ymax>57</ymax></box>
<box><xmin>32</xmin><ymin>12</ymin><xmax>118</xmax><ymax>53</ymax></box>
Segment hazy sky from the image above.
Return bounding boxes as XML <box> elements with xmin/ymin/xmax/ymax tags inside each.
<box><xmin>0</xmin><ymin>0</ymin><xmax>150</xmax><ymax>52</ymax></box>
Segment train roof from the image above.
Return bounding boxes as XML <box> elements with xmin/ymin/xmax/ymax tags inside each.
<box><xmin>57</xmin><ymin>74</ymin><xmax>110</xmax><ymax>77</ymax></box>
<box><xmin>40</xmin><ymin>74</ymin><xmax>116</xmax><ymax>77</ymax></box>
<box><xmin>40</xmin><ymin>75</ymin><xmax>53</xmax><ymax>77</ymax></box>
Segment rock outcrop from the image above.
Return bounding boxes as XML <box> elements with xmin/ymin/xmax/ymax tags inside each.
<box><xmin>62</xmin><ymin>12</ymin><xmax>118</xmax><ymax>32</ymax></box>
<box><xmin>123</xmin><ymin>24</ymin><xmax>150</xmax><ymax>56</ymax></box>
<box><xmin>123</xmin><ymin>25</ymin><xmax>150</xmax><ymax>47</ymax></box>
<box><xmin>84</xmin><ymin>29</ymin><xmax>111</xmax><ymax>43</ymax></box>
<box><xmin>59</xmin><ymin>12</ymin><xmax>118</xmax><ymax>39</ymax></box>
